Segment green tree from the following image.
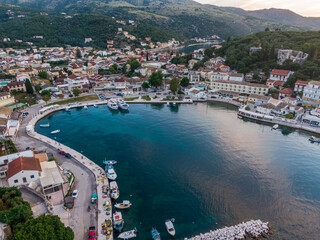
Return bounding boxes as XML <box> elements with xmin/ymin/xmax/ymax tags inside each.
<box><xmin>25</xmin><ymin>79</ymin><xmax>33</xmax><ymax>94</ymax></box>
<box><xmin>180</xmin><ymin>77</ymin><xmax>189</xmax><ymax>87</ymax></box>
<box><xmin>76</xmin><ymin>48</ymin><xmax>82</xmax><ymax>58</ymax></box>
<box><xmin>128</xmin><ymin>59</ymin><xmax>141</xmax><ymax>72</ymax></box>
<box><xmin>141</xmin><ymin>82</ymin><xmax>150</xmax><ymax>90</ymax></box>
<box><xmin>34</xmin><ymin>84</ymin><xmax>41</xmax><ymax>92</ymax></box>
<box><xmin>12</xmin><ymin>215</ymin><xmax>74</xmax><ymax>240</ymax></box>
<box><xmin>169</xmin><ymin>77</ymin><xmax>180</xmax><ymax>94</ymax></box>
<box><xmin>72</xmin><ymin>88</ymin><xmax>81</xmax><ymax>96</ymax></box>
<box><xmin>204</xmin><ymin>47</ymin><xmax>214</xmax><ymax>58</ymax></box>
<box><xmin>148</xmin><ymin>71</ymin><xmax>163</xmax><ymax>88</ymax></box>
<box><xmin>38</xmin><ymin>71</ymin><xmax>47</xmax><ymax>79</ymax></box>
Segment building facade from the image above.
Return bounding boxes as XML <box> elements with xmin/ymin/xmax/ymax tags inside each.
<box><xmin>210</xmin><ymin>80</ymin><xmax>268</xmax><ymax>95</ymax></box>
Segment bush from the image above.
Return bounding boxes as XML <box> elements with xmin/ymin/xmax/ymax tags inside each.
<box><xmin>48</xmin><ymin>157</ymin><xmax>56</xmax><ymax>162</ymax></box>
<box><xmin>245</xmin><ymin>106</ymin><xmax>251</xmax><ymax>111</ymax></box>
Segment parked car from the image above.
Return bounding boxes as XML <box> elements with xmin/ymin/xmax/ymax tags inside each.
<box><xmin>88</xmin><ymin>226</ymin><xmax>96</xmax><ymax>240</ymax></box>
<box><xmin>65</xmin><ymin>153</ymin><xmax>72</xmax><ymax>159</ymax></box>
<box><xmin>59</xmin><ymin>150</ymin><xmax>66</xmax><ymax>155</ymax></box>
<box><xmin>211</xmin><ymin>96</ymin><xmax>217</xmax><ymax>99</ymax></box>
<box><xmin>72</xmin><ymin>189</ymin><xmax>78</xmax><ymax>198</ymax></box>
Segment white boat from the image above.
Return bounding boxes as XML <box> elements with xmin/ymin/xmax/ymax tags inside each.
<box><xmin>110</xmin><ymin>181</ymin><xmax>120</xmax><ymax>200</ymax></box>
<box><xmin>94</xmin><ymin>104</ymin><xmax>98</xmax><ymax>108</ymax></box>
<box><xmin>40</xmin><ymin>123</ymin><xmax>50</xmax><ymax>128</ymax></box>
<box><xmin>165</xmin><ymin>219</ymin><xmax>175</xmax><ymax>237</ymax></box>
<box><xmin>84</xmin><ymin>105</ymin><xmax>88</xmax><ymax>110</ymax></box>
<box><xmin>115</xmin><ymin>200</ymin><xmax>131</xmax><ymax>209</ymax></box>
<box><xmin>113</xmin><ymin>211</ymin><xmax>124</xmax><ymax>231</ymax></box>
<box><xmin>106</xmin><ymin>166</ymin><xmax>117</xmax><ymax>180</ymax></box>
<box><xmin>117</xmin><ymin>228</ymin><xmax>137</xmax><ymax>239</ymax></box>
<box><xmin>117</xmin><ymin>100</ymin><xmax>129</xmax><ymax>110</ymax></box>
<box><xmin>65</xmin><ymin>107</ymin><xmax>71</xmax><ymax>112</ymax></box>
<box><xmin>166</xmin><ymin>102</ymin><xmax>170</xmax><ymax>106</ymax></box>
<box><xmin>272</xmin><ymin>124</ymin><xmax>279</xmax><ymax>130</ymax></box>
<box><xmin>108</xmin><ymin>100</ymin><xmax>119</xmax><ymax>110</ymax></box>
<box><xmin>51</xmin><ymin>130</ymin><xmax>60</xmax><ymax>134</ymax></box>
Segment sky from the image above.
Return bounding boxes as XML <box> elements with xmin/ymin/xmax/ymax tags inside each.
<box><xmin>194</xmin><ymin>0</ymin><xmax>320</xmax><ymax>17</ymax></box>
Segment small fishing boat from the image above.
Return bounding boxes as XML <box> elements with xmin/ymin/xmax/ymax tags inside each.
<box><xmin>165</xmin><ymin>219</ymin><xmax>175</xmax><ymax>237</ymax></box>
<box><xmin>272</xmin><ymin>124</ymin><xmax>279</xmax><ymax>130</ymax></box>
<box><xmin>103</xmin><ymin>160</ymin><xmax>117</xmax><ymax>165</ymax></box>
<box><xmin>115</xmin><ymin>200</ymin><xmax>131</xmax><ymax>209</ymax></box>
<box><xmin>94</xmin><ymin>104</ymin><xmax>98</xmax><ymax>108</ymax></box>
<box><xmin>172</xmin><ymin>102</ymin><xmax>176</xmax><ymax>106</ymax></box>
<box><xmin>151</xmin><ymin>228</ymin><xmax>161</xmax><ymax>240</ymax></box>
<box><xmin>113</xmin><ymin>211</ymin><xmax>124</xmax><ymax>232</ymax></box>
<box><xmin>110</xmin><ymin>181</ymin><xmax>120</xmax><ymax>200</ymax></box>
<box><xmin>40</xmin><ymin>123</ymin><xmax>50</xmax><ymax>128</ymax></box>
<box><xmin>117</xmin><ymin>228</ymin><xmax>137</xmax><ymax>239</ymax></box>
<box><xmin>309</xmin><ymin>136</ymin><xmax>320</xmax><ymax>143</ymax></box>
<box><xmin>108</xmin><ymin>100</ymin><xmax>119</xmax><ymax>110</ymax></box>
<box><xmin>84</xmin><ymin>105</ymin><xmax>88</xmax><ymax>110</ymax></box>
<box><xmin>106</xmin><ymin>165</ymin><xmax>117</xmax><ymax>180</ymax></box>
<box><xmin>65</xmin><ymin>107</ymin><xmax>71</xmax><ymax>112</ymax></box>
<box><xmin>117</xmin><ymin>100</ymin><xmax>129</xmax><ymax>110</ymax></box>
<box><xmin>166</xmin><ymin>102</ymin><xmax>170</xmax><ymax>106</ymax></box>
<box><xmin>51</xmin><ymin>130</ymin><xmax>60</xmax><ymax>134</ymax></box>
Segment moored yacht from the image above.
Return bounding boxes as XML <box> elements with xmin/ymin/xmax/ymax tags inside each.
<box><xmin>106</xmin><ymin>165</ymin><xmax>117</xmax><ymax>180</ymax></box>
<box><xmin>113</xmin><ymin>211</ymin><xmax>124</xmax><ymax>232</ymax></box>
<box><xmin>165</xmin><ymin>219</ymin><xmax>175</xmax><ymax>237</ymax></box>
<box><xmin>108</xmin><ymin>100</ymin><xmax>118</xmax><ymax>110</ymax></box>
<box><xmin>117</xmin><ymin>99</ymin><xmax>129</xmax><ymax>110</ymax></box>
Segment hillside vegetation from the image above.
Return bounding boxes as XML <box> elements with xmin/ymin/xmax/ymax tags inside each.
<box><xmin>215</xmin><ymin>31</ymin><xmax>320</xmax><ymax>86</ymax></box>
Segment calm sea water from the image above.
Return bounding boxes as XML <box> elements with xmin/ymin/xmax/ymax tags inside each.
<box><xmin>36</xmin><ymin>103</ymin><xmax>320</xmax><ymax>240</ymax></box>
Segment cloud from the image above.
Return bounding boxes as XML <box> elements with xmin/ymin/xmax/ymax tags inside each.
<box><xmin>194</xmin><ymin>0</ymin><xmax>320</xmax><ymax>17</ymax></box>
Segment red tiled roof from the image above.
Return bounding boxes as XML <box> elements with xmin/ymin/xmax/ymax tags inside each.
<box><xmin>295</xmin><ymin>80</ymin><xmax>308</xmax><ymax>86</ymax></box>
<box><xmin>7</xmin><ymin>157</ymin><xmax>42</xmax><ymax>179</ymax></box>
<box><xmin>271</xmin><ymin>69</ymin><xmax>291</xmax><ymax>76</ymax></box>
<box><xmin>280</xmin><ymin>88</ymin><xmax>294</xmax><ymax>95</ymax></box>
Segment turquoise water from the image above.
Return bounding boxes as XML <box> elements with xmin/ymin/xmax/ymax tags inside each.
<box><xmin>36</xmin><ymin>103</ymin><xmax>320</xmax><ymax>240</ymax></box>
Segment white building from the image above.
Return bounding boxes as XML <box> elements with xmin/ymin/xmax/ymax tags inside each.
<box><xmin>210</xmin><ymin>80</ymin><xmax>268</xmax><ymax>96</ymax></box>
<box><xmin>302</xmin><ymin>81</ymin><xmax>320</xmax><ymax>104</ymax></box>
<box><xmin>228</xmin><ymin>73</ymin><xmax>244</xmax><ymax>82</ymax></box>
<box><xmin>269</xmin><ymin>69</ymin><xmax>294</xmax><ymax>82</ymax></box>
<box><xmin>7</xmin><ymin>156</ymin><xmax>42</xmax><ymax>186</ymax></box>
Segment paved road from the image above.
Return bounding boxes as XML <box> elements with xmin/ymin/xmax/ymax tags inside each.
<box><xmin>14</xmin><ymin>104</ymin><xmax>97</xmax><ymax>240</ymax></box>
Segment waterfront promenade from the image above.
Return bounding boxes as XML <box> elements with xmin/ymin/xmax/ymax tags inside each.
<box><xmin>23</xmin><ymin>103</ymin><xmax>113</xmax><ymax>240</ymax></box>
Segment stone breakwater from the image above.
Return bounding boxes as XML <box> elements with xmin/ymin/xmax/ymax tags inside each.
<box><xmin>185</xmin><ymin>220</ymin><xmax>269</xmax><ymax>240</ymax></box>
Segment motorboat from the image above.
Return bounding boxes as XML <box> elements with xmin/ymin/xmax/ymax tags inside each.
<box><xmin>151</xmin><ymin>228</ymin><xmax>161</xmax><ymax>240</ymax></box>
<box><xmin>40</xmin><ymin>123</ymin><xmax>50</xmax><ymax>128</ymax></box>
<box><xmin>65</xmin><ymin>107</ymin><xmax>71</xmax><ymax>112</ymax></box>
<box><xmin>272</xmin><ymin>124</ymin><xmax>279</xmax><ymax>130</ymax></box>
<box><xmin>106</xmin><ymin>165</ymin><xmax>117</xmax><ymax>180</ymax></box>
<box><xmin>165</xmin><ymin>219</ymin><xmax>175</xmax><ymax>237</ymax></box>
<box><xmin>117</xmin><ymin>228</ymin><xmax>137</xmax><ymax>239</ymax></box>
<box><xmin>103</xmin><ymin>160</ymin><xmax>117</xmax><ymax>166</ymax></box>
<box><xmin>51</xmin><ymin>130</ymin><xmax>60</xmax><ymax>134</ymax></box>
<box><xmin>166</xmin><ymin>102</ymin><xmax>170</xmax><ymax>106</ymax></box>
<box><xmin>84</xmin><ymin>105</ymin><xmax>88</xmax><ymax>110</ymax></box>
<box><xmin>309</xmin><ymin>136</ymin><xmax>320</xmax><ymax>143</ymax></box>
<box><xmin>94</xmin><ymin>104</ymin><xmax>98</xmax><ymax>108</ymax></box>
<box><xmin>108</xmin><ymin>100</ymin><xmax>119</xmax><ymax>110</ymax></box>
<box><xmin>117</xmin><ymin>99</ymin><xmax>129</xmax><ymax>110</ymax></box>
<box><xmin>113</xmin><ymin>211</ymin><xmax>124</xmax><ymax>232</ymax></box>
<box><xmin>115</xmin><ymin>200</ymin><xmax>131</xmax><ymax>209</ymax></box>
<box><xmin>110</xmin><ymin>181</ymin><xmax>120</xmax><ymax>200</ymax></box>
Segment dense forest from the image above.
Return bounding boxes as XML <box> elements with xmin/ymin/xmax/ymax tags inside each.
<box><xmin>215</xmin><ymin>30</ymin><xmax>320</xmax><ymax>87</ymax></box>
<box><xmin>0</xmin><ymin>5</ymin><xmax>178</xmax><ymax>48</ymax></box>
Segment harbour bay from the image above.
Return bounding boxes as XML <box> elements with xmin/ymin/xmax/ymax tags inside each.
<box><xmin>35</xmin><ymin>103</ymin><xmax>320</xmax><ymax>240</ymax></box>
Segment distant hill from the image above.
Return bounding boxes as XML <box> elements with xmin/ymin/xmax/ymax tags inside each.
<box><xmin>221</xmin><ymin>7</ymin><xmax>320</xmax><ymax>29</ymax></box>
<box><xmin>0</xmin><ymin>0</ymin><xmax>306</xmax><ymax>39</ymax></box>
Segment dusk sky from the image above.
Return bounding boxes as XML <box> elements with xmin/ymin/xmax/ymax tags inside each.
<box><xmin>194</xmin><ymin>0</ymin><xmax>320</xmax><ymax>17</ymax></box>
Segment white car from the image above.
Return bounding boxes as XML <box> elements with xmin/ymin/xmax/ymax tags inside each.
<box><xmin>72</xmin><ymin>189</ymin><xmax>78</xmax><ymax>198</ymax></box>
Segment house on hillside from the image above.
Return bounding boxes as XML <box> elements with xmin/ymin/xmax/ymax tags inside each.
<box><xmin>269</xmin><ymin>69</ymin><xmax>294</xmax><ymax>82</ymax></box>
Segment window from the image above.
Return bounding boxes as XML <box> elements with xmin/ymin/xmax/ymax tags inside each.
<box><xmin>30</xmin><ymin>175</ymin><xmax>34</xmax><ymax>179</ymax></box>
<box><xmin>23</xmin><ymin>177</ymin><xmax>27</xmax><ymax>183</ymax></box>
<box><xmin>14</xmin><ymin>179</ymin><xmax>18</xmax><ymax>183</ymax></box>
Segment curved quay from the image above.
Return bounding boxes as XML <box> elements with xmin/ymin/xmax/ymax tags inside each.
<box><xmin>25</xmin><ymin>101</ymin><xmax>113</xmax><ymax>240</ymax></box>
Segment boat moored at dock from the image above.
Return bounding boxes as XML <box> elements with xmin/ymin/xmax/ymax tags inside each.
<box><xmin>103</xmin><ymin>160</ymin><xmax>117</xmax><ymax>166</ymax></box>
<box><xmin>40</xmin><ymin>123</ymin><xmax>50</xmax><ymax>128</ymax></box>
<box><xmin>108</xmin><ymin>100</ymin><xmax>119</xmax><ymax>110</ymax></box>
<box><xmin>272</xmin><ymin>124</ymin><xmax>279</xmax><ymax>130</ymax></box>
<box><xmin>115</xmin><ymin>200</ymin><xmax>131</xmax><ymax>209</ymax></box>
<box><xmin>117</xmin><ymin>99</ymin><xmax>129</xmax><ymax>110</ymax></box>
<box><xmin>106</xmin><ymin>165</ymin><xmax>117</xmax><ymax>180</ymax></box>
<box><xmin>117</xmin><ymin>228</ymin><xmax>137</xmax><ymax>239</ymax></box>
<box><xmin>110</xmin><ymin>181</ymin><xmax>120</xmax><ymax>200</ymax></box>
<box><xmin>113</xmin><ymin>211</ymin><xmax>124</xmax><ymax>232</ymax></box>
<box><xmin>84</xmin><ymin>105</ymin><xmax>88</xmax><ymax>110</ymax></box>
<box><xmin>65</xmin><ymin>107</ymin><xmax>71</xmax><ymax>112</ymax></box>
